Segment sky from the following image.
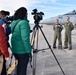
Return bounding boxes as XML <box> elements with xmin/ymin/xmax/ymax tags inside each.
<box><xmin>0</xmin><ymin>0</ymin><xmax>76</xmax><ymax>23</ymax></box>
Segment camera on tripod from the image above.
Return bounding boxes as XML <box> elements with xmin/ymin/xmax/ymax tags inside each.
<box><xmin>31</xmin><ymin>9</ymin><xmax>44</xmax><ymax>23</ymax></box>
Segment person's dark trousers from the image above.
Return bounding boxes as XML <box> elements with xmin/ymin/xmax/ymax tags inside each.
<box><xmin>1</xmin><ymin>56</ymin><xmax>7</xmax><ymax>75</ymax></box>
<box><xmin>14</xmin><ymin>53</ymin><xmax>29</xmax><ymax>75</ymax></box>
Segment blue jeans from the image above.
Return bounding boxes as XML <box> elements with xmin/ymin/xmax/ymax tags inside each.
<box><xmin>14</xmin><ymin>53</ymin><xmax>29</xmax><ymax>75</ymax></box>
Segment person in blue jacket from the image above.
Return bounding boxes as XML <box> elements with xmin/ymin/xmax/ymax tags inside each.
<box><xmin>0</xmin><ymin>10</ymin><xmax>9</xmax><ymax>75</ymax></box>
<box><xmin>0</xmin><ymin>10</ymin><xmax>11</xmax><ymax>47</ymax></box>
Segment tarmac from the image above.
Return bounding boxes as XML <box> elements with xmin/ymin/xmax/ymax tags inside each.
<box><xmin>6</xmin><ymin>25</ymin><xmax>76</xmax><ymax>75</ymax></box>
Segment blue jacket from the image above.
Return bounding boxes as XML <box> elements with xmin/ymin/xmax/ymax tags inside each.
<box><xmin>0</xmin><ymin>18</ymin><xmax>4</xmax><ymax>25</ymax></box>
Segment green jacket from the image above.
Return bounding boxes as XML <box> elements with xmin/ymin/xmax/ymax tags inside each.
<box><xmin>11</xmin><ymin>18</ymin><xmax>31</xmax><ymax>54</ymax></box>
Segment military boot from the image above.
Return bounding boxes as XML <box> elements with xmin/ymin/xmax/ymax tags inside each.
<box><xmin>64</xmin><ymin>47</ymin><xmax>68</xmax><ymax>49</ymax></box>
<box><xmin>69</xmin><ymin>45</ymin><xmax>72</xmax><ymax>50</ymax></box>
<box><xmin>53</xmin><ymin>46</ymin><xmax>56</xmax><ymax>49</ymax></box>
<box><xmin>64</xmin><ymin>42</ymin><xmax>68</xmax><ymax>49</ymax></box>
<box><xmin>69</xmin><ymin>46</ymin><xmax>72</xmax><ymax>50</ymax></box>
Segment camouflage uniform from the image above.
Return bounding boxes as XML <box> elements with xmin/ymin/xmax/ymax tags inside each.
<box><xmin>53</xmin><ymin>24</ymin><xmax>63</xmax><ymax>49</ymax></box>
<box><xmin>64</xmin><ymin>21</ymin><xmax>74</xmax><ymax>49</ymax></box>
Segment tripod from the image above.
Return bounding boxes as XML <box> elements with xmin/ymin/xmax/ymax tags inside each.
<box><xmin>31</xmin><ymin>21</ymin><xmax>65</xmax><ymax>75</ymax></box>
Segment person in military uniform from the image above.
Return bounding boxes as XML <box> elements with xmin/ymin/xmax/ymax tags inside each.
<box><xmin>64</xmin><ymin>16</ymin><xmax>74</xmax><ymax>50</ymax></box>
<box><xmin>53</xmin><ymin>19</ymin><xmax>63</xmax><ymax>49</ymax></box>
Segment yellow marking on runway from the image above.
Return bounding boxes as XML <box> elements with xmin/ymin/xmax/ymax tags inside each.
<box><xmin>7</xmin><ymin>28</ymin><xmax>43</xmax><ymax>74</ymax></box>
<box><xmin>31</xmin><ymin>31</ymin><xmax>41</xmax><ymax>45</ymax></box>
<box><xmin>0</xmin><ymin>56</ymin><xmax>3</xmax><ymax>74</ymax></box>
<box><xmin>7</xmin><ymin>60</ymin><xmax>18</xmax><ymax>74</ymax></box>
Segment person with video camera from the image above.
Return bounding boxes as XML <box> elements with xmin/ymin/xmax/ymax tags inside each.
<box><xmin>0</xmin><ymin>11</ymin><xmax>9</xmax><ymax>75</ymax></box>
<box><xmin>53</xmin><ymin>19</ymin><xmax>63</xmax><ymax>49</ymax></box>
<box><xmin>11</xmin><ymin>7</ymin><xmax>32</xmax><ymax>75</ymax></box>
<box><xmin>1</xmin><ymin>10</ymin><xmax>11</xmax><ymax>48</ymax></box>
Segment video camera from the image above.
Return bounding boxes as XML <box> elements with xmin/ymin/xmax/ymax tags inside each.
<box><xmin>1</xmin><ymin>10</ymin><xmax>13</xmax><ymax>24</ymax></box>
<box><xmin>3</xmin><ymin>16</ymin><xmax>13</xmax><ymax>24</ymax></box>
<box><xmin>31</xmin><ymin>9</ymin><xmax>44</xmax><ymax>23</ymax></box>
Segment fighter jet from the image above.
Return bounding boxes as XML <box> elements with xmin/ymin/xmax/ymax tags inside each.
<box><xmin>41</xmin><ymin>10</ymin><xmax>76</xmax><ymax>25</ymax></box>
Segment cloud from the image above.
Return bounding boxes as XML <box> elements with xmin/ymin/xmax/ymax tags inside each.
<box><xmin>0</xmin><ymin>0</ymin><xmax>74</xmax><ymax>15</ymax></box>
<box><xmin>0</xmin><ymin>0</ymin><xmax>75</xmax><ymax>11</ymax></box>
<box><xmin>0</xmin><ymin>0</ymin><xmax>76</xmax><ymax>23</ymax></box>
<box><xmin>0</xmin><ymin>0</ymin><xmax>40</xmax><ymax>15</ymax></box>
<box><xmin>50</xmin><ymin>0</ymin><xmax>58</xmax><ymax>3</ymax></box>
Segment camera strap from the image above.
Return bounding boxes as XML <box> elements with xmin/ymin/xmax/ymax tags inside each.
<box><xmin>12</xmin><ymin>20</ymin><xmax>20</xmax><ymax>33</ymax></box>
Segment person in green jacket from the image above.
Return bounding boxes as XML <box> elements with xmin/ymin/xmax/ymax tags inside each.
<box><xmin>11</xmin><ymin>7</ymin><xmax>32</xmax><ymax>75</ymax></box>
<box><xmin>64</xmin><ymin>16</ymin><xmax>74</xmax><ymax>50</ymax></box>
<box><xmin>53</xmin><ymin>19</ymin><xmax>63</xmax><ymax>49</ymax></box>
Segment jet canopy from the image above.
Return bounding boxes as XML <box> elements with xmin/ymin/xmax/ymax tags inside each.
<box><xmin>64</xmin><ymin>10</ymin><xmax>76</xmax><ymax>15</ymax></box>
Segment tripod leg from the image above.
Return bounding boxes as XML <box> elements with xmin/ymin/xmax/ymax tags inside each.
<box><xmin>32</xmin><ymin>27</ymin><xmax>39</xmax><ymax>75</ymax></box>
<box><xmin>32</xmin><ymin>52</ymin><xmax>37</xmax><ymax>75</ymax></box>
<box><xmin>31</xmin><ymin>28</ymin><xmax>37</xmax><ymax>47</ymax></box>
<box><xmin>39</xmin><ymin>26</ymin><xmax>65</xmax><ymax>75</ymax></box>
